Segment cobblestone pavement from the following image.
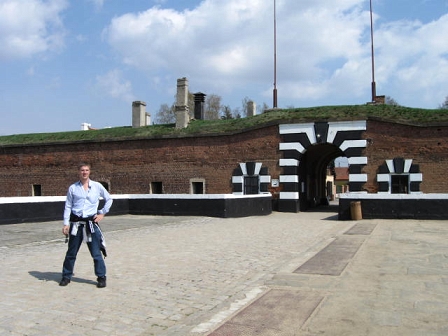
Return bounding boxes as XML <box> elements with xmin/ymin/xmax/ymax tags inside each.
<box><xmin>1</xmin><ymin>211</ymin><xmax>448</xmax><ymax>335</ymax></box>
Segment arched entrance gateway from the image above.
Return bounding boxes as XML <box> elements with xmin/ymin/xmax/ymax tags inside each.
<box><xmin>298</xmin><ymin>143</ymin><xmax>344</xmax><ymax>211</ymax></box>
<box><xmin>278</xmin><ymin>120</ymin><xmax>367</xmax><ymax>212</ymax></box>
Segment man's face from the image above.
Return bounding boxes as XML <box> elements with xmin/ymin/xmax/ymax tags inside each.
<box><xmin>78</xmin><ymin>166</ymin><xmax>90</xmax><ymax>180</ymax></box>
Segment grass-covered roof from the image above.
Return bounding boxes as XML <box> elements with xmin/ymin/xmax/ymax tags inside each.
<box><xmin>1</xmin><ymin>104</ymin><xmax>447</xmax><ymax>146</ymax></box>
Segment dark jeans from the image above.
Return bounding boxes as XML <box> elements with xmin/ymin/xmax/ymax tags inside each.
<box><xmin>62</xmin><ymin>223</ymin><xmax>106</xmax><ymax>279</ymax></box>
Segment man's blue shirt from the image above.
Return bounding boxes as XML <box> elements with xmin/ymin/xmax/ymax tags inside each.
<box><xmin>63</xmin><ymin>180</ymin><xmax>113</xmax><ymax>225</ymax></box>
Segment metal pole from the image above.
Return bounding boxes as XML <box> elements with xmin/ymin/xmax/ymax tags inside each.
<box><xmin>370</xmin><ymin>0</ymin><xmax>376</xmax><ymax>102</ymax></box>
<box><xmin>273</xmin><ymin>0</ymin><xmax>278</xmax><ymax>108</ymax></box>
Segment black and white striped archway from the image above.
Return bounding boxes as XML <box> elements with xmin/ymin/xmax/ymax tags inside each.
<box><xmin>278</xmin><ymin>120</ymin><xmax>367</xmax><ymax>212</ymax></box>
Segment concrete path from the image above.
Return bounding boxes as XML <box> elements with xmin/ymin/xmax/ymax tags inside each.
<box><xmin>1</xmin><ymin>210</ymin><xmax>448</xmax><ymax>335</ymax></box>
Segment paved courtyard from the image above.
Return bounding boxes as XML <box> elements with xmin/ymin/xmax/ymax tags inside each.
<box><xmin>1</xmin><ymin>210</ymin><xmax>448</xmax><ymax>335</ymax></box>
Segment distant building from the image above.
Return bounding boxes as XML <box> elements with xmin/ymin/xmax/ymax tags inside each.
<box><xmin>334</xmin><ymin>167</ymin><xmax>349</xmax><ymax>195</ymax></box>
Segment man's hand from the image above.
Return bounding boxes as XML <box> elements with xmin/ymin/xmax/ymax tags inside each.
<box><xmin>94</xmin><ymin>214</ymin><xmax>105</xmax><ymax>223</ymax></box>
<box><xmin>62</xmin><ymin>225</ymin><xmax>70</xmax><ymax>235</ymax></box>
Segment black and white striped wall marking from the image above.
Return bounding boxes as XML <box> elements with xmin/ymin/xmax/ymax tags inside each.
<box><xmin>377</xmin><ymin>158</ymin><xmax>422</xmax><ymax>193</ymax></box>
<box><xmin>232</xmin><ymin>162</ymin><xmax>271</xmax><ymax>195</ymax></box>
<box><xmin>278</xmin><ymin>120</ymin><xmax>367</xmax><ymax>202</ymax></box>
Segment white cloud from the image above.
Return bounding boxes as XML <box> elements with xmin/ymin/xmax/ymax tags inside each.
<box><xmin>102</xmin><ymin>0</ymin><xmax>448</xmax><ymax>108</ymax></box>
<box><xmin>374</xmin><ymin>14</ymin><xmax>448</xmax><ymax>106</ymax></box>
<box><xmin>0</xmin><ymin>0</ymin><xmax>68</xmax><ymax>61</ymax></box>
<box><xmin>95</xmin><ymin>69</ymin><xmax>135</xmax><ymax>102</ymax></box>
<box><xmin>103</xmin><ymin>0</ymin><xmax>369</xmax><ymax>101</ymax></box>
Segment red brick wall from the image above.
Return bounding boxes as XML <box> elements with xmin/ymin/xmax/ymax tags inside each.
<box><xmin>1</xmin><ymin>120</ymin><xmax>448</xmax><ymax>197</ymax></box>
<box><xmin>0</xmin><ymin>125</ymin><xmax>282</xmax><ymax>197</ymax></box>
<box><xmin>364</xmin><ymin>119</ymin><xmax>448</xmax><ymax>193</ymax></box>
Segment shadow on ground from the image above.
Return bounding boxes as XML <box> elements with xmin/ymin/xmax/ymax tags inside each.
<box><xmin>29</xmin><ymin>271</ymin><xmax>96</xmax><ymax>285</ymax></box>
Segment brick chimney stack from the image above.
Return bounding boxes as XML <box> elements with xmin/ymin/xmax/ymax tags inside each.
<box><xmin>247</xmin><ymin>100</ymin><xmax>256</xmax><ymax>117</ymax></box>
<box><xmin>175</xmin><ymin>77</ymin><xmax>190</xmax><ymax>129</ymax></box>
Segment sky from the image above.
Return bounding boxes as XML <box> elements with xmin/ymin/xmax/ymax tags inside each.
<box><xmin>1</xmin><ymin>0</ymin><xmax>448</xmax><ymax>136</ymax></box>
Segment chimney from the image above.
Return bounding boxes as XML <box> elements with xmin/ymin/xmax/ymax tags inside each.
<box><xmin>132</xmin><ymin>101</ymin><xmax>147</xmax><ymax>128</ymax></box>
<box><xmin>247</xmin><ymin>100</ymin><xmax>256</xmax><ymax>117</ymax></box>
<box><xmin>175</xmin><ymin>77</ymin><xmax>190</xmax><ymax>129</ymax></box>
<box><xmin>194</xmin><ymin>92</ymin><xmax>206</xmax><ymax>120</ymax></box>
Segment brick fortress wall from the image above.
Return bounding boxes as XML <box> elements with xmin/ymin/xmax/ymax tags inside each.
<box><xmin>1</xmin><ymin>119</ymin><xmax>448</xmax><ymax>198</ymax></box>
<box><xmin>0</xmin><ymin>125</ymin><xmax>282</xmax><ymax>197</ymax></box>
<box><xmin>363</xmin><ymin>119</ymin><xmax>448</xmax><ymax>193</ymax></box>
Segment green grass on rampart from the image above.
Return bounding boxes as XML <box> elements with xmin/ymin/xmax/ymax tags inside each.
<box><xmin>1</xmin><ymin>104</ymin><xmax>447</xmax><ymax>146</ymax></box>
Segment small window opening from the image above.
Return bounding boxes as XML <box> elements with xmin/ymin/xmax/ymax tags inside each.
<box><xmin>32</xmin><ymin>184</ymin><xmax>42</xmax><ymax>196</ymax></box>
<box><xmin>192</xmin><ymin>182</ymin><xmax>204</xmax><ymax>194</ymax></box>
<box><xmin>391</xmin><ymin>175</ymin><xmax>409</xmax><ymax>194</ymax></box>
<box><xmin>190</xmin><ymin>178</ymin><xmax>205</xmax><ymax>194</ymax></box>
<box><xmin>151</xmin><ymin>182</ymin><xmax>163</xmax><ymax>194</ymax></box>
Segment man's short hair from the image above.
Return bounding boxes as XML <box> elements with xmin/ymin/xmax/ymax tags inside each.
<box><xmin>77</xmin><ymin>162</ymin><xmax>91</xmax><ymax>170</ymax></box>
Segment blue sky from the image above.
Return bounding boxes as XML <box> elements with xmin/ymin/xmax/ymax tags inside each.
<box><xmin>1</xmin><ymin>0</ymin><xmax>448</xmax><ymax>135</ymax></box>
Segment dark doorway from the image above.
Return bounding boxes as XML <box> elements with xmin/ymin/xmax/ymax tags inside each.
<box><xmin>299</xmin><ymin>143</ymin><xmax>345</xmax><ymax>211</ymax></box>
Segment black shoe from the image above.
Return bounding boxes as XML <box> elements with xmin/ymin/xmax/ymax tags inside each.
<box><xmin>59</xmin><ymin>278</ymin><xmax>70</xmax><ymax>286</ymax></box>
<box><xmin>97</xmin><ymin>276</ymin><xmax>106</xmax><ymax>288</ymax></box>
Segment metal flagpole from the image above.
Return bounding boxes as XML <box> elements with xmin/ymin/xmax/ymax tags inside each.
<box><xmin>370</xmin><ymin>0</ymin><xmax>376</xmax><ymax>102</ymax></box>
<box><xmin>273</xmin><ymin>0</ymin><xmax>278</xmax><ymax>108</ymax></box>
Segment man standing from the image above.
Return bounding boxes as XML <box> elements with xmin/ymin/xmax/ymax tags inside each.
<box><xmin>60</xmin><ymin>163</ymin><xmax>113</xmax><ymax>288</ymax></box>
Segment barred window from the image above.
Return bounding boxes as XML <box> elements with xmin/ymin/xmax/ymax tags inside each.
<box><xmin>244</xmin><ymin>176</ymin><xmax>259</xmax><ymax>195</ymax></box>
<box><xmin>391</xmin><ymin>175</ymin><xmax>409</xmax><ymax>194</ymax></box>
